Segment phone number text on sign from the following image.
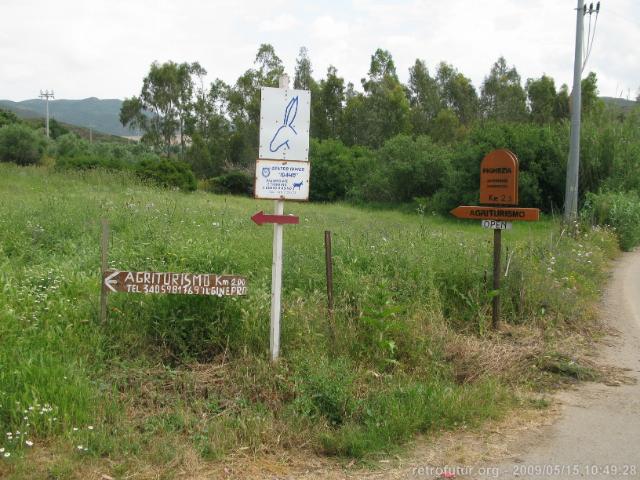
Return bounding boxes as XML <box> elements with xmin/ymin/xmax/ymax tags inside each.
<box><xmin>254</xmin><ymin>159</ymin><xmax>310</xmax><ymax>201</ymax></box>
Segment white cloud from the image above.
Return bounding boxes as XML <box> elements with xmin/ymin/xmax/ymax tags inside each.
<box><xmin>0</xmin><ymin>0</ymin><xmax>637</xmax><ymax>100</ymax></box>
<box><xmin>259</xmin><ymin>14</ymin><xmax>300</xmax><ymax>32</ymax></box>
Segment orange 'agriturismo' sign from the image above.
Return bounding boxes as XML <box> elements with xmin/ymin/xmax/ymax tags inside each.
<box><xmin>479</xmin><ymin>149</ymin><xmax>518</xmax><ymax>205</ymax></box>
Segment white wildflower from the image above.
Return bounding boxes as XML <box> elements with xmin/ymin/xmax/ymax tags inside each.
<box><xmin>25</xmin><ymin>440</ymin><xmax>33</xmax><ymax>447</ymax></box>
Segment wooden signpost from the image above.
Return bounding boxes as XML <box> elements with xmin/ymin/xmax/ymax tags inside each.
<box><xmin>450</xmin><ymin>206</ymin><xmax>540</xmax><ymax>222</ymax></box>
<box><xmin>253</xmin><ymin>75</ymin><xmax>311</xmax><ymax>362</ymax></box>
<box><xmin>451</xmin><ymin>149</ymin><xmax>540</xmax><ymax>329</ymax></box>
<box><xmin>479</xmin><ymin>149</ymin><xmax>519</xmax><ymax>205</ymax></box>
<box><xmin>103</xmin><ymin>270</ymin><xmax>247</xmax><ymax>296</ymax></box>
<box><xmin>99</xmin><ymin>220</ymin><xmax>247</xmax><ymax>323</ymax></box>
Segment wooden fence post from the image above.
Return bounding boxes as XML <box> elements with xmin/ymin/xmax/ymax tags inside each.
<box><xmin>100</xmin><ymin>219</ymin><xmax>109</xmax><ymax>323</ymax></box>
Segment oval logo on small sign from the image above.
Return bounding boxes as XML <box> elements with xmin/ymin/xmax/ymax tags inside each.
<box><xmin>479</xmin><ymin>149</ymin><xmax>519</xmax><ymax>206</ymax></box>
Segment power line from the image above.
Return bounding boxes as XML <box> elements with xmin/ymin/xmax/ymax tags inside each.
<box><xmin>582</xmin><ymin>2</ymin><xmax>601</xmax><ymax>73</ymax></box>
<box><xmin>39</xmin><ymin>89</ymin><xmax>55</xmax><ymax>138</ymax></box>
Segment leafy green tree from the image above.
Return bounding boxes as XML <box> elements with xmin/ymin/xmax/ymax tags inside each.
<box><xmin>354</xmin><ymin>49</ymin><xmax>411</xmax><ymax>147</ymax></box>
<box><xmin>526</xmin><ymin>75</ymin><xmax>557</xmax><ymax>124</ymax></box>
<box><xmin>320</xmin><ymin>66</ymin><xmax>345</xmax><ymax>139</ymax></box>
<box><xmin>480</xmin><ymin>57</ymin><xmax>527</xmax><ymax>121</ymax></box>
<box><xmin>293</xmin><ymin>46</ymin><xmax>314</xmax><ymax>90</ymax></box>
<box><xmin>407</xmin><ymin>59</ymin><xmax>441</xmax><ymax>135</ymax></box>
<box><xmin>186</xmin><ymin>78</ymin><xmax>230</xmax><ymax>178</ymax></box>
<box><xmin>340</xmin><ymin>92</ymin><xmax>368</xmax><ymax>146</ymax></box>
<box><xmin>226</xmin><ymin>44</ymin><xmax>284</xmax><ymax>165</ymax></box>
<box><xmin>430</xmin><ymin>108</ymin><xmax>462</xmax><ymax>144</ymax></box>
<box><xmin>293</xmin><ymin>47</ymin><xmax>328</xmax><ymax>140</ymax></box>
<box><xmin>581</xmin><ymin>72</ymin><xmax>602</xmax><ymax>115</ymax></box>
<box><xmin>120</xmin><ymin>61</ymin><xmax>203</xmax><ymax>156</ymax></box>
<box><xmin>0</xmin><ymin>123</ymin><xmax>45</xmax><ymax>165</ymax></box>
<box><xmin>436</xmin><ymin>62</ymin><xmax>478</xmax><ymax>125</ymax></box>
<box><xmin>0</xmin><ymin>109</ymin><xmax>20</xmax><ymax>128</ymax></box>
<box><xmin>554</xmin><ymin>84</ymin><xmax>571</xmax><ymax>120</ymax></box>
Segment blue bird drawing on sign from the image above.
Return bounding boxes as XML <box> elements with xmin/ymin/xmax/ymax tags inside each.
<box><xmin>269</xmin><ymin>96</ymin><xmax>298</xmax><ymax>153</ymax></box>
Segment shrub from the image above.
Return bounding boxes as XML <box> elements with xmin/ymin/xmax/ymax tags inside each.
<box><xmin>135</xmin><ymin>156</ymin><xmax>197</xmax><ymax>191</ymax></box>
<box><xmin>55</xmin><ymin>153</ymin><xmax>129</xmax><ymax>171</ymax></box>
<box><xmin>309</xmin><ymin>139</ymin><xmax>371</xmax><ymax>202</ymax></box>
<box><xmin>206</xmin><ymin>170</ymin><xmax>253</xmax><ymax>195</ymax></box>
<box><xmin>0</xmin><ymin>123</ymin><xmax>46</xmax><ymax>165</ymax></box>
<box><xmin>582</xmin><ymin>191</ymin><xmax>640</xmax><ymax>250</ymax></box>
<box><xmin>351</xmin><ymin>134</ymin><xmax>451</xmax><ymax>203</ymax></box>
<box><xmin>0</xmin><ymin>109</ymin><xmax>20</xmax><ymax>128</ymax></box>
<box><xmin>55</xmin><ymin>133</ymin><xmax>90</xmax><ymax>158</ymax></box>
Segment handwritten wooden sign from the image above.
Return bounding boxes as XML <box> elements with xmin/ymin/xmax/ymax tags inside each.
<box><xmin>103</xmin><ymin>270</ymin><xmax>248</xmax><ymax>297</ymax></box>
<box><xmin>480</xmin><ymin>149</ymin><xmax>519</xmax><ymax>205</ymax></box>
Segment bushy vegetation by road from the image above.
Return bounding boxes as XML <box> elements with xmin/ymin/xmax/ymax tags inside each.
<box><xmin>0</xmin><ymin>166</ymin><xmax>618</xmax><ymax>477</ymax></box>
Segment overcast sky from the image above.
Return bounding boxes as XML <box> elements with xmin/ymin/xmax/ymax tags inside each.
<box><xmin>1</xmin><ymin>0</ymin><xmax>638</xmax><ymax>101</ymax></box>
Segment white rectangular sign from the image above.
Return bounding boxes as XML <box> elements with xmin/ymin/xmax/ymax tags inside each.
<box><xmin>481</xmin><ymin>220</ymin><xmax>513</xmax><ymax>230</ymax></box>
<box><xmin>259</xmin><ymin>87</ymin><xmax>310</xmax><ymax>161</ymax></box>
<box><xmin>255</xmin><ymin>159</ymin><xmax>310</xmax><ymax>200</ymax></box>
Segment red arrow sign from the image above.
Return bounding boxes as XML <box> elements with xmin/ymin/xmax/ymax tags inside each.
<box><xmin>251</xmin><ymin>211</ymin><xmax>300</xmax><ymax>225</ymax></box>
<box><xmin>451</xmin><ymin>206</ymin><xmax>540</xmax><ymax>221</ymax></box>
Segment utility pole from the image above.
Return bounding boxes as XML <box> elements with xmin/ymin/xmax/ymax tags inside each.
<box><xmin>39</xmin><ymin>90</ymin><xmax>55</xmax><ymax>138</ymax></box>
<box><xmin>563</xmin><ymin>0</ymin><xmax>584</xmax><ymax>222</ymax></box>
<box><xmin>564</xmin><ymin>1</ymin><xmax>600</xmax><ymax>222</ymax></box>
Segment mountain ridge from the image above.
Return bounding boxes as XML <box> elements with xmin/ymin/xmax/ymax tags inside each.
<box><xmin>0</xmin><ymin>97</ymin><xmax>139</xmax><ymax>137</ymax></box>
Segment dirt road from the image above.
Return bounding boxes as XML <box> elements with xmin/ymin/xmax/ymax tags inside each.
<box><xmin>484</xmin><ymin>250</ymin><xmax>640</xmax><ymax>479</ymax></box>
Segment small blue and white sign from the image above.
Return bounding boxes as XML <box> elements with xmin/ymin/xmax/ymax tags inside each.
<box><xmin>255</xmin><ymin>159</ymin><xmax>310</xmax><ymax>200</ymax></box>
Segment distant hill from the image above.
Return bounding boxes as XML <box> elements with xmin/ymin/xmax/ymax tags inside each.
<box><xmin>601</xmin><ymin>96</ymin><xmax>638</xmax><ymax>114</ymax></box>
<box><xmin>0</xmin><ymin>97</ymin><xmax>140</xmax><ymax>137</ymax></box>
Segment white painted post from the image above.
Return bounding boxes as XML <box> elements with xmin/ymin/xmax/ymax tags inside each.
<box><xmin>269</xmin><ymin>74</ymin><xmax>290</xmax><ymax>362</ymax></box>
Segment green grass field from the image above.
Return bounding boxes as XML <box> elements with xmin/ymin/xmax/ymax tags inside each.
<box><xmin>0</xmin><ymin>164</ymin><xmax>618</xmax><ymax>478</ymax></box>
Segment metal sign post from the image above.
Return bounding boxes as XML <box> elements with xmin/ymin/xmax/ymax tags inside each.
<box><xmin>270</xmin><ymin>75</ymin><xmax>288</xmax><ymax>363</ymax></box>
<box><xmin>270</xmin><ymin>195</ymin><xmax>284</xmax><ymax>362</ymax></box>
<box><xmin>254</xmin><ymin>74</ymin><xmax>311</xmax><ymax>362</ymax></box>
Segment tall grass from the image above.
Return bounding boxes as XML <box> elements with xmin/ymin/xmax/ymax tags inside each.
<box><xmin>0</xmin><ymin>164</ymin><xmax>618</xmax><ymax>476</ymax></box>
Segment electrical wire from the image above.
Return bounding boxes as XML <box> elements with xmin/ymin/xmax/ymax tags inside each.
<box><xmin>583</xmin><ymin>6</ymin><xmax>592</xmax><ymax>65</ymax></box>
<box><xmin>582</xmin><ymin>4</ymin><xmax>600</xmax><ymax>73</ymax></box>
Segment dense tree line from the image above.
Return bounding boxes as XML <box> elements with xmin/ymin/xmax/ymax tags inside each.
<box><xmin>2</xmin><ymin>44</ymin><xmax>637</xmax><ymax>214</ymax></box>
<box><xmin>119</xmin><ymin>44</ymin><xmax>637</xmax><ymax>213</ymax></box>
<box><xmin>121</xmin><ymin>44</ymin><xmax>604</xmax><ymax>166</ymax></box>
